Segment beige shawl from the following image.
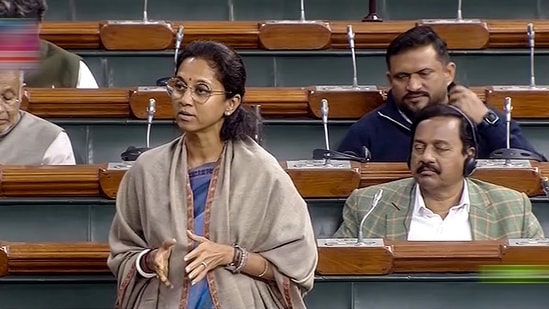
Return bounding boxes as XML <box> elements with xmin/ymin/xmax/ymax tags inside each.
<box><xmin>107</xmin><ymin>136</ymin><xmax>318</xmax><ymax>309</ymax></box>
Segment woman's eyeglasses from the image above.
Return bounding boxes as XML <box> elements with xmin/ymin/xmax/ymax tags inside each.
<box><xmin>166</xmin><ymin>77</ymin><xmax>229</xmax><ymax>104</ymax></box>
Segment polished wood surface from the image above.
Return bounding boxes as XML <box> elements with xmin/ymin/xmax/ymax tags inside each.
<box><xmin>0</xmin><ymin>161</ymin><xmax>536</xmax><ymax>200</ymax></box>
<box><xmin>317</xmin><ymin>240</ymin><xmax>549</xmax><ymax>275</ymax></box>
<box><xmin>0</xmin><ymin>165</ymin><xmax>104</xmax><ymax>197</ymax></box>
<box><xmin>258</xmin><ymin>22</ymin><xmax>332</xmax><ymax>50</ymax></box>
<box><xmin>20</xmin><ymin>85</ymin><xmax>549</xmax><ymax>119</ymax></box>
<box><xmin>1</xmin><ymin>241</ymin><xmax>547</xmax><ymax>276</ymax></box>
<box><xmin>99</xmin><ymin>22</ymin><xmax>174</xmax><ymax>50</ymax></box>
<box><xmin>25</xmin><ymin>88</ymin><xmax>130</xmax><ymax>118</ymax></box>
<box><xmin>40</xmin><ymin>20</ymin><xmax>549</xmax><ymax>50</ymax></box>
<box><xmin>415</xmin><ymin>21</ymin><xmax>490</xmax><ymax>49</ymax></box>
<box><xmin>0</xmin><ymin>242</ymin><xmax>110</xmax><ymax>276</ymax></box>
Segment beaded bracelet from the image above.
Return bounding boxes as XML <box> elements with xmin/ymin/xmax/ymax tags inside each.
<box><xmin>225</xmin><ymin>244</ymin><xmax>245</xmax><ymax>274</ymax></box>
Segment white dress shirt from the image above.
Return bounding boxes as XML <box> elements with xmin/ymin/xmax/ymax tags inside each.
<box><xmin>76</xmin><ymin>61</ymin><xmax>99</xmax><ymax>89</ymax></box>
<box><xmin>42</xmin><ymin>131</ymin><xmax>76</xmax><ymax>165</ymax></box>
<box><xmin>407</xmin><ymin>180</ymin><xmax>472</xmax><ymax>241</ymax></box>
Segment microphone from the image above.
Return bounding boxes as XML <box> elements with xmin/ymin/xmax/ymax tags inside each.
<box><xmin>528</xmin><ymin>23</ymin><xmax>536</xmax><ymax>88</ymax></box>
<box><xmin>174</xmin><ymin>25</ymin><xmax>185</xmax><ymax>67</ymax></box>
<box><xmin>156</xmin><ymin>25</ymin><xmax>185</xmax><ymax>87</ymax></box>
<box><xmin>312</xmin><ymin>98</ymin><xmax>371</xmax><ymax>163</ymax></box>
<box><xmin>146</xmin><ymin>98</ymin><xmax>156</xmax><ymax>148</ymax></box>
<box><xmin>252</xmin><ymin>105</ymin><xmax>263</xmax><ymax>145</ymax></box>
<box><xmin>300</xmin><ymin>0</ymin><xmax>305</xmax><ymax>21</ymax></box>
<box><xmin>358</xmin><ymin>189</ymin><xmax>383</xmax><ymax>244</ymax></box>
<box><xmin>321</xmin><ymin>99</ymin><xmax>331</xmax><ymax>164</ymax></box>
<box><xmin>504</xmin><ymin>96</ymin><xmax>512</xmax><ymax>150</ymax></box>
<box><xmin>121</xmin><ymin>98</ymin><xmax>156</xmax><ymax>161</ymax></box>
<box><xmin>143</xmin><ymin>0</ymin><xmax>149</xmax><ymax>22</ymax></box>
<box><xmin>488</xmin><ymin>96</ymin><xmax>544</xmax><ymax>162</ymax></box>
<box><xmin>457</xmin><ymin>0</ymin><xmax>463</xmax><ymax>21</ymax></box>
<box><xmin>347</xmin><ymin>25</ymin><xmax>358</xmax><ymax>88</ymax></box>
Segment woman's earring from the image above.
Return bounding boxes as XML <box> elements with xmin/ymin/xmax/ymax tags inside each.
<box><xmin>224</xmin><ymin>111</ymin><xmax>231</xmax><ymax>116</ymax></box>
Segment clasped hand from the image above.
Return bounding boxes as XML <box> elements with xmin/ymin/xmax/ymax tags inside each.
<box><xmin>150</xmin><ymin>230</ymin><xmax>234</xmax><ymax>287</ymax></box>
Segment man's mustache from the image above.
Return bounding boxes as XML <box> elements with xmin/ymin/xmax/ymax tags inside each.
<box><xmin>403</xmin><ymin>91</ymin><xmax>430</xmax><ymax>100</ymax></box>
<box><xmin>416</xmin><ymin>162</ymin><xmax>440</xmax><ymax>174</ymax></box>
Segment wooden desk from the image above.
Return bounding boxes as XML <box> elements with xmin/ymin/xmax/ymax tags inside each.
<box><xmin>21</xmin><ymin>86</ymin><xmax>549</xmax><ymax>120</ymax></box>
<box><xmin>0</xmin><ymin>162</ymin><xmax>545</xmax><ymax>199</ymax></box>
<box><xmin>40</xmin><ymin>20</ymin><xmax>549</xmax><ymax>50</ymax></box>
<box><xmin>317</xmin><ymin>239</ymin><xmax>549</xmax><ymax>275</ymax></box>
<box><xmin>1</xmin><ymin>240</ymin><xmax>548</xmax><ymax>276</ymax></box>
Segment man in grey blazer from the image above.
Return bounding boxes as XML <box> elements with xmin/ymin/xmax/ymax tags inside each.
<box><xmin>334</xmin><ymin>104</ymin><xmax>544</xmax><ymax>240</ymax></box>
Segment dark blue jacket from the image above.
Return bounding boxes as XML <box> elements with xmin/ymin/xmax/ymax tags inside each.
<box><xmin>338</xmin><ymin>92</ymin><xmax>547</xmax><ymax>162</ymax></box>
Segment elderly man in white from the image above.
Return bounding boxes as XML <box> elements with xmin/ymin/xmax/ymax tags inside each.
<box><xmin>0</xmin><ymin>70</ymin><xmax>75</xmax><ymax>165</ymax></box>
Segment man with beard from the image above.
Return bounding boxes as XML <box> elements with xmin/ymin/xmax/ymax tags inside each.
<box><xmin>334</xmin><ymin>103</ymin><xmax>544</xmax><ymax>240</ymax></box>
<box><xmin>338</xmin><ymin>25</ymin><xmax>545</xmax><ymax>162</ymax></box>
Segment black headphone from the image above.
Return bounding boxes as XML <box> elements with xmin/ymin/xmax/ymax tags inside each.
<box><xmin>407</xmin><ymin>104</ymin><xmax>479</xmax><ymax>177</ymax></box>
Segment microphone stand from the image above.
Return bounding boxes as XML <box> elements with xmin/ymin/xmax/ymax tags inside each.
<box><xmin>419</xmin><ymin>0</ymin><xmax>482</xmax><ymax>26</ymax></box>
<box><xmin>488</xmin><ymin>97</ymin><xmax>543</xmax><ymax>162</ymax></box>
<box><xmin>157</xmin><ymin>25</ymin><xmax>185</xmax><ymax>86</ymax></box>
<box><xmin>311</xmin><ymin>24</ymin><xmax>373</xmax><ymax>163</ymax></box>
<box><xmin>312</xmin><ymin>98</ymin><xmax>370</xmax><ymax>163</ymax></box>
<box><xmin>121</xmin><ymin>98</ymin><xmax>156</xmax><ymax>161</ymax></box>
<box><xmin>357</xmin><ymin>189</ymin><xmax>383</xmax><ymax>244</ymax></box>
<box><xmin>362</xmin><ymin>0</ymin><xmax>383</xmax><ymax>22</ymax></box>
<box><xmin>528</xmin><ymin>23</ymin><xmax>536</xmax><ymax>88</ymax></box>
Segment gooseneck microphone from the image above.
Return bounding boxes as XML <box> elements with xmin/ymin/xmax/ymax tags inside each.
<box><xmin>174</xmin><ymin>25</ymin><xmax>185</xmax><ymax>67</ymax></box>
<box><xmin>156</xmin><ymin>24</ymin><xmax>185</xmax><ymax>86</ymax></box>
<box><xmin>347</xmin><ymin>25</ymin><xmax>358</xmax><ymax>88</ymax></box>
<box><xmin>504</xmin><ymin>97</ymin><xmax>512</xmax><ymax>150</ymax></box>
<box><xmin>300</xmin><ymin>0</ymin><xmax>305</xmax><ymax>21</ymax></box>
<box><xmin>528</xmin><ymin>23</ymin><xmax>536</xmax><ymax>88</ymax></box>
<box><xmin>457</xmin><ymin>0</ymin><xmax>463</xmax><ymax>21</ymax></box>
<box><xmin>489</xmin><ymin>96</ymin><xmax>544</xmax><ymax>162</ymax></box>
<box><xmin>357</xmin><ymin>189</ymin><xmax>383</xmax><ymax>244</ymax></box>
<box><xmin>121</xmin><ymin>98</ymin><xmax>157</xmax><ymax>161</ymax></box>
<box><xmin>312</xmin><ymin>98</ymin><xmax>371</xmax><ymax>163</ymax></box>
<box><xmin>143</xmin><ymin>0</ymin><xmax>149</xmax><ymax>22</ymax></box>
<box><xmin>321</xmin><ymin>99</ymin><xmax>330</xmax><ymax>164</ymax></box>
<box><xmin>146</xmin><ymin>98</ymin><xmax>156</xmax><ymax>148</ymax></box>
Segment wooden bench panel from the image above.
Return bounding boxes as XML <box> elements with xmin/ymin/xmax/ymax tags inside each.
<box><xmin>39</xmin><ymin>20</ymin><xmax>549</xmax><ymax>50</ymax></box>
<box><xmin>318</xmin><ymin>240</ymin><xmax>549</xmax><ymax>275</ymax></box>
<box><xmin>1</xmin><ymin>241</ymin><xmax>547</xmax><ymax>276</ymax></box>
<box><xmin>21</xmin><ymin>85</ymin><xmax>549</xmax><ymax>120</ymax></box>
<box><xmin>0</xmin><ymin>162</ymin><xmax>544</xmax><ymax>199</ymax></box>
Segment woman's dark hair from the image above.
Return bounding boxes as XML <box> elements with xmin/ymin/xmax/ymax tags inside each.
<box><xmin>0</xmin><ymin>0</ymin><xmax>47</xmax><ymax>20</ymax></box>
<box><xmin>175</xmin><ymin>40</ymin><xmax>261</xmax><ymax>142</ymax></box>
